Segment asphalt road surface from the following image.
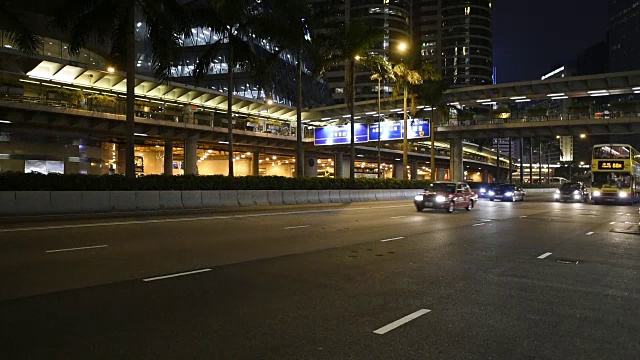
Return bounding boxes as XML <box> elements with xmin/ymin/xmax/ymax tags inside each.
<box><xmin>1</xmin><ymin>195</ymin><xmax>639</xmax><ymax>359</ymax></box>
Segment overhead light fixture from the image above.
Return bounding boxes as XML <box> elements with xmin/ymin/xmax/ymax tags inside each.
<box><xmin>547</xmin><ymin>93</ymin><xmax>565</xmax><ymax>97</ymax></box>
<box><xmin>0</xmin><ymin>120</ymin><xmax>11</xmax><ymax>124</ymax></box>
<box><xmin>321</xmin><ymin>117</ymin><xmax>331</xmax><ymax>120</ymax></box>
<box><xmin>365</xmin><ymin>111</ymin><xmax>377</xmax><ymax>115</ymax></box>
<box><xmin>515</xmin><ymin>99</ymin><xmax>531</xmax><ymax>103</ymax></box>
<box><xmin>219</xmin><ymin>141</ymin><xmax>229</xmax><ymax>144</ymax></box>
<box><xmin>590</xmin><ymin>93</ymin><xmax>609</xmax><ymax>97</ymax></box>
<box><xmin>134</xmin><ymin>133</ymin><xmax>148</xmax><ymax>137</ymax></box>
<box><xmin>552</xmin><ymin>96</ymin><xmax>569</xmax><ymax>100</ymax></box>
<box><xmin>476</xmin><ymin>99</ymin><xmax>491</xmax><ymax>103</ymax></box>
<box><xmin>587</xmin><ymin>90</ymin><xmax>608</xmax><ymax>94</ymax></box>
<box><xmin>510</xmin><ymin>96</ymin><xmax>527</xmax><ymax>100</ymax></box>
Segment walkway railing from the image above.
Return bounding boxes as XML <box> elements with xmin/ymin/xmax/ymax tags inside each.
<box><xmin>444</xmin><ymin>112</ymin><xmax>640</xmax><ymax>127</ymax></box>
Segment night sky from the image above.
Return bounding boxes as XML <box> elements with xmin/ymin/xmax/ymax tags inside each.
<box><xmin>493</xmin><ymin>0</ymin><xmax>609</xmax><ymax>83</ymax></box>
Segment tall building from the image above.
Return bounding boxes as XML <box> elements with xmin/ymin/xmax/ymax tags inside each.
<box><xmin>321</xmin><ymin>0</ymin><xmax>494</xmax><ymax>103</ymax></box>
<box><xmin>609</xmin><ymin>0</ymin><xmax>640</xmax><ymax>72</ymax></box>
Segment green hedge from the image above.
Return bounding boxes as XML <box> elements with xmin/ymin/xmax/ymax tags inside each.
<box><xmin>0</xmin><ymin>173</ymin><xmax>431</xmax><ymax>191</ymax></box>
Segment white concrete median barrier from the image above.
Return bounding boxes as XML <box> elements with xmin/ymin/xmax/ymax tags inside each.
<box><xmin>339</xmin><ymin>189</ymin><xmax>351</xmax><ymax>203</ymax></box>
<box><xmin>318</xmin><ymin>190</ymin><xmax>332</xmax><ymax>204</ymax></box>
<box><xmin>159</xmin><ymin>191</ymin><xmax>183</xmax><ymax>210</ymax></box>
<box><xmin>13</xmin><ymin>191</ymin><xmax>50</xmax><ymax>215</ymax></box>
<box><xmin>282</xmin><ymin>190</ymin><xmax>296</xmax><ymax>205</ymax></box>
<box><xmin>81</xmin><ymin>191</ymin><xmax>111</xmax><ymax>213</ymax></box>
<box><xmin>201</xmin><ymin>191</ymin><xmax>221</xmax><ymax>208</ymax></box>
<box><xmin>329</xmin><ymin>190</ymin><xmax>341</xmax><ymax>203</ymax></box>
<box><xmin>306</xmin><ymin>190</ymin><xmax>321</xmax><ymax>204</ymax></box>
<box><xmin>0</xmin><ymin>192</ymin><xmax>16</xmax><ymax>216</ymax></box>
<box><xmin>294</xmin><ymin>190</ymin><xmax>310</xmax><ymax>204</ymax></box>
<box><xmin>375</xmin><ymin>190</ymin><xmax>391</xmax><ymax>201</ymax></box>
<box><xmin>252</xmin><ymin>190</ymin><xmax>271</xmax><ymax>206</ymax></box>
<box><xmin>110</xmin><ymin>191</ymin><xmax>136</xmax><ymax>212</ymax></box>
<box><xmin>219</xmin><ymin>190</ymin><xmax>240</xmax><ymax>207</ymax></box>
<box><xmin>50</xmin><ymin>191</ymin><xmax>83</xmax><ymax>214</ymax></box>
<box><xmin>181</xmin><ymin>191</ymin><xmax>203</xmax><ymax>209</ymax></box>
<box><xmin>236</xmin><ymin>190</ymin><xmax>255</xmax><ymax>207</ymax></box>
<box><xmin>135</xmin><ymin>191</ymin><xmax>160</xmax><ymax>211</ymax></box>
<box><xmin>266</xmin><ymin>190</ymin><xmax>283</xmax><ymax>205</ymax></box>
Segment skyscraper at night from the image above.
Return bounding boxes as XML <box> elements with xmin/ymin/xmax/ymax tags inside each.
<box><xmin>318</xmin><ymin>0</ymin><xmax>494</xmax><ymax>103</ymax></box>
<box><xmin>609</xmin><ymin>0</ymin><xmax>640</xmax><ymax>72</ymax></box>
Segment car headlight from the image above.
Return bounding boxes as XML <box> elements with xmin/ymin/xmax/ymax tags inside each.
<box><xmin>435</xmin><ymin>195</ymin><xmax>447</xmax><ymax>202</ymax></box>
<box><xmin>480</xmin><ymin>188</ymin><xmax>486</xmax><ymax>193</ymax></box>
<box><xmin>593</xmin><ymin>191</ymin><xmax>601</xmax><ymax>197</ymax></box>
<box><xmin>555</xmin><ymin>190</ymin><xmax>560</xmax><ymax>194</ymax></box>
<box><xmin>619</xmin><ymin>191</ymin><xmax>628</xmax><ymax>198</ymax></box>
<box><xmin>488</xmin><ymin>191</ymin><xmax>495</xmax><ymax>196</ymax></box>
<box><xmin>505</xmin><ymin>192</ymin><xmax>514</xmax><ymax>196</ymax></box>
<box><xmin>554</xmin><ymin>193</ymin><xmax>560</xmax><ymax>198</ymax></box>
<box><xmin>414</xmin><ymin>195</ymin><xmax>424</xmax><ymax>201</ymax></box>
<box><xmin>573</xmin><ymin>190</ymin><xmax>580</xmax><ymax>195</ymax></box>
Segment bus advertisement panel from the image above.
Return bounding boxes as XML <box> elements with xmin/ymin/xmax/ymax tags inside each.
<box><xmin>590</xmin><ymin>144</ymin><xmax>640</xmax><ymax>205</ymax></box>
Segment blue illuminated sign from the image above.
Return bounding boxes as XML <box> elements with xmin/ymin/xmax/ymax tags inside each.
<box><xmin>369</xmin><ymin>119</ymin><xmax>430</xmax><ymax>141</ymax></box>
<box><xmin>314</xmin><ymin>124</ymin><xmax>369</xmax><ymax>146</ymax></box>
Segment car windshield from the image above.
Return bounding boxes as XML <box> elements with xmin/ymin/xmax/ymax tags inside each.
<box><xmin>560</xmin><ymin>183</ymin><xmax>581</xmax><ymax>190</ymax></box>
<box><xmin>428</xmin><ymin>183</ymin><xmax>456</xmax><ymax>193</ymax></box>
<box><xmin>497</xmin><ymin>185</ymin><xmax>515</xmax><ymax>191</ymax></box>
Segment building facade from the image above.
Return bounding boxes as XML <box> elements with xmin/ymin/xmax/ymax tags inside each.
<box><xmin>609</xmin><ymin>0</ymin><xmax>640</xmax><ymax>72</ymax></box>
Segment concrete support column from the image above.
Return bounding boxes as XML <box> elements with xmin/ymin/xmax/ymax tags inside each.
<box><xmin>117</xmin><ymin>144</ymin><xmax>126</xmax><ymax>175</ymax></box>
<box><xmin>450</xmin><ymin>138</ymin><xmax>464</xmax><ymax>182</ymax></box>
<box><xmin>304</xmin><ymin>155</ymin><xmax>318</xmax><ymax>177</ymax></box>
<box><xmin>411</xmin><ymin>159</ymin><xmax>418</xmax><ymax>180</ymax></box>
<box><xmin>184</xmin><ymin>135</ymin><xmax>198</xmax><ymax>175</ymax></box>
<box><xmin>252</xmin><ymin>151</ymin><xmax>260</xmax><ymax>176</ymax></box>
<box><xmin>393</xmin><ymin>161</ymin><xmax>403</xmax><ymax>179</ymax></box>
<box><xmin>335</xmin><ymin>153</ymin><xmax>345</xmax><ymax>178</ymax></box>
<box><xmin>437</xmin><ymin>168</ymin><xmax>447</xmax><ymax>180</ymax></box>
<box><xmin>163</xmin><ymin>140</ymin><xmax>173</xmax><ymax>176</ymax></box>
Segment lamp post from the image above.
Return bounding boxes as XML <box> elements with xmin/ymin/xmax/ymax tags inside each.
<box><xmin>376</xmin><ymin>76</ymin><xmax>382</xmax><ymax>178</ymax></box>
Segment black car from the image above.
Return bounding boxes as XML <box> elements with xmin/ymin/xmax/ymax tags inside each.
<box><xmin>488</xmin><ymin>184</ymin><xmax>526</xmax><ymax>202</ymax></box>
<box><xmin>554</xmin><ymin>182</ymin><xmax>590</xmax><ymax>202</ymax></box>
<box><xmin>468</xmin><ymin>182</ymin><xmax>491</xmax><ymax>198</ymax></box>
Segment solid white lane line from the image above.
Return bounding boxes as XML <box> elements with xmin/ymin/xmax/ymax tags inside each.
<box><xmin>520</xmin><ymin>216</ymin><xmax>528</xmax><ymax>218</ymax></box>
<box><xmin>0</xmin><ymin>205</ymin><xmax>413</xmax><ymax>233</ymax></box>
<box><xmin>586</xmin><ymin>232</ymin><xmax>594</xmax><ymax>235</ymax></box>
<box><xmin>537</xmin><ymin>252</ymin><xmax>553</xmax><ymax>259</ymax></box>
<box><xmin>626</xmin><ymin>214</ymin><xmax>631</xmax><ymax>216</ymax></box>
<box><xmin>610</xmin><ymin>222</ymin><xmax>616</xmax><ymax>225</ymax></box>
<box><xmin>283</xmin><ymin>225</ymin><xmax>310</xmax><ymax>230</ymax></box>
<box><xmin>373</xmin><ymin>309</ymin><xmax>431</xmax><ymax>335</ymax></box>
<box><xmin>617</xmin><ymin>213</ymin><xmax>623</xmax><ymax>215</ymax></box>
<box><xmin>381</xmin><ymin>237</ymin><xmax>405</xmax><ymax>242</ymax></box>
<box><xmin>478</xmin><ymin>219</ymin><xmax>493</xmax><ymax>222</ymax></box>
<box><xmin>46</xmin><ymin>245</ymin><xmax>108</xmax><ymax>253</ymax></box>
<box><xmin>472</xmin><ymin>223</ymin><xmax>486</xmax><ymax>227</ymax></box>
<box><xmin>389</xmin><ymin>216</ymin><xmax>406</xmax><ymax>219</ymax></box>
<box><xmin>143</xmin><ymin>268</ymin><xmax>212</xmax><ymax>282</ymax></box>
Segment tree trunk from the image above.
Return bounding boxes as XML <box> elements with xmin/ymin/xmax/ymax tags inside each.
<box><xmin>125</xmin><ymin>5</ymin><xmax>136</xmax><ymax>179</ymax></box>
<box><xmin>227</xmin><ymin>44</ymin><xmax>234</xmax><ymax>177</ymax></box>
<box><xmin>402</xmin><ymin>85</ymin><xmax>408</xmax><ymax>180</ymax></box>
<box><xmin>349</xmin><ymin>59</ymin><xmax>355</xmax><ymax>180</ymax></box>
<box><xmin>296</xmin><ymin>49</ymin><xmax>304</xmax><ymax>178</ymax></box>
<box><xmin>377</xmin><ymin>78</ymin><xmax>381</xmax><ymax>179</ymax></box>
<box><xmin>430</xmin><ymin>106</ymin><xmax>435</xmax><ymax>180</ymax></box>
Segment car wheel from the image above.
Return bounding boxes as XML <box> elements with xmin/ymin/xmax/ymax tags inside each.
<box><xmin>416</xmin><ymin>204</ymin><xmax>424</xmax><ymax>212</ymax></box>
<box><xmin>489</xmin><ymin>198</ymin><xmax>494</xmax><ymax>202</ymax></box>
<box><xmin>447</xmin><ymin>201</ymin><xmax>455</xmax><ymax>213</ymax></box>
<box><xmin>465</xmin><ymin>200</ymin><xmax>474</xmax><ymax>211</ymax></box>
<box><xmin>521</xmin><ymin>195</ymin><xmax>525</xmax><ymax>202</ymax></box>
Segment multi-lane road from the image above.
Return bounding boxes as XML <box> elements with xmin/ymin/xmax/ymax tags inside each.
<box><xmin>1</xmin><ymin>195</ymin><xmax>639</xmax><ymax>359</ymax></box>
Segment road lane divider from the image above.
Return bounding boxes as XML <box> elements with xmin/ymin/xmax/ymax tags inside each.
<box><xmin>0</xmin><ymin>204</ymin><xmax>413</xmax><ymax>233</ymax></box>
<box><xmin>46</xmin><ymin>245</ymin><xmax>108</xmax><ymax>253</ymax></box>
<box><xmin>373</xmin><ymin>309</ymin><xmax>431</xmax><ymax>335</ymax></box>
<box><xmin>143</xmin><ymin>269</ymin><xmax>212</xmax><ymax>282</ymax></box>
<box><xmin>537</xmin><ymin>252</ymin><xmax>553</xmax><ymax>259</ymax></box>
<box><xmin>283</xmin><ymin>225</ymin><xmax>310</xmax><ymax>230</ymax></box>
<box><xmin>472</xmin><ymin>223</ymin><xmax>486</xmax><ymax>227</ymax></box>
<box><xmin>389</xmin><ymin>216</ymin><xmax>406</xmax><ymax>219</ymax></box>
<box><xmin>610</xmin><ymin>222</ymin><xmax>616</xmax><ymax>224</ymax></box>
<box><xmin>380</xmin><ymin>237</ymin><xmax>405</xmax><ymax>242</ymax></box>
<box><xmin>586</xmin><ymin>232</ymin><xmax>594</xmax><ymax>235</ymax></box>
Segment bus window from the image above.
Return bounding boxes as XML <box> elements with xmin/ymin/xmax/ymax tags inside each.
<box><xmin>593</xmin><ymin>173</ymin><xmax>631</xmax><ymax>189</ymax></box>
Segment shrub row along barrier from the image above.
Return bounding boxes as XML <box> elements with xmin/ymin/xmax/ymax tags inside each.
<box><xmin>0</xmin><ymin>174</ymin><xmax>430</xmax><ymax>191</ymax></box>
<box><xmin>0</xmin><ymin>189</ymin><xmax>426</xmax><ymax>216</ymax></box>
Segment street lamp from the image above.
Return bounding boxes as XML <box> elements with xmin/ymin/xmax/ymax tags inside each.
<box><xmin>107</xmin><ymin>66</ymin><xmax>115</xmax><ymax>73</ymax></box>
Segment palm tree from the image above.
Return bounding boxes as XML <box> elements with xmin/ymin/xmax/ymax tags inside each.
<box><xmin>415</xmin><ymin>63</ymin><xmax>443</xmax><ymax>180</ymax></box>
<box><xmin>321</xmin><ymin>20</ymin><xmax>383</xmax><ymax>179</ymax></box>
<box><xmin>253</xmin><ymin>0</ymin><xmax>317</xmax><ymax>177</ymax></box>
<box><xmin>0</xmin><ymin>0</ymin><xmax>41</xmax><ymax>54</ymax></box>
<box><xmin>362</xmin><ymin>55</ymin><xmax>394</xmax><ymax>178</ymax></box>
<box><xmin>393</xmin><ymin>63</ymin><xmax>423</xmax><ymax>179</ymax></box>
<box><xmin>190</xmin><ymin>0</ymin><xmax>262</xmax><ymax>177</ymax></box>
<box><xmin>54</xmin><ymin>0</ymin><xmax>191</xmax><ymax>179</ymax></box>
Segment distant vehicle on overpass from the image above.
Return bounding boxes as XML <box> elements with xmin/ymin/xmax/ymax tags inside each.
<box><xmin>590</xmin><ymin>144</ymin><xmax>640</xmax><ymax>205</ymax></box>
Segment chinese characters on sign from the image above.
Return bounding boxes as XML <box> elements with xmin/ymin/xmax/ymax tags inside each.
<box><xmin>598</xmin><ymin>161</ymin><xmax>625</xmax><ymax>170</ymax></box>
<box><xmin>315</xmin><ymin>120</ymin><xmax>430</xmax><ymax>146</ymax></box>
